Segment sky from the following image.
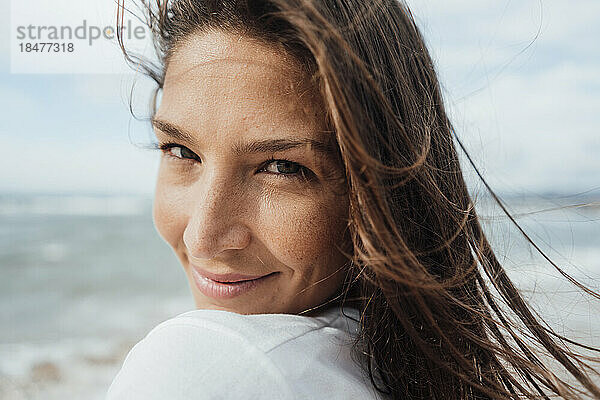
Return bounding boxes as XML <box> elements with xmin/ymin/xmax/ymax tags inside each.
<box><xmin>0</xmin><ymin>0</ymin><xmax>598</xmax><ymax>196</ymax></box>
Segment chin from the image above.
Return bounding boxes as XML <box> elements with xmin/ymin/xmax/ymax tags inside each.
<box><xmin>190</xmin><ymin>294</ymin><xmax>270</xmax><ymax>315</ymax></box>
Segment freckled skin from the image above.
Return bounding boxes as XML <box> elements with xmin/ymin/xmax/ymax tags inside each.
<box><xmin>152</xmin><ymin>30</ymin><xmax>352</xmax><ymax>315</ymax></box>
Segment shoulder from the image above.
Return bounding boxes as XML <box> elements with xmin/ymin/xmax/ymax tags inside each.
<box><xmin>107</xmin><ymin>309</ymin><xmax>297</xmax><ymax>400</ymax></box>
<box><xmin>107</xmin><ymin>307</ymin><xmax>381</xmax><ymax>400</ymax></box>
<box><xmin>144</xmin><ymin>306</ymin><xmax>360</xmax><ymax>354</ymax></box>
<box><xmin>170</xmin><ymin>308</ymin><xmax>345</xmax><ymax>352</ymax></box>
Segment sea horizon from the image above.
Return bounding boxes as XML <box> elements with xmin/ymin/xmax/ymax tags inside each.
<box><xmin>1</xmin><ymin>189</ymin><xmax>598</xmax><ymax>398</ymax></box>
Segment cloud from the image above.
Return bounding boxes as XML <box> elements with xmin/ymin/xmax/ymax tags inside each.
<box><xmin>0</xmin><ymin>84</ymin><xmax>38</xmax><ymax>111</ymax></box>
<box><xmin>0</xmin><ymin>135</ymin><xmax>160</xmax><ymax>195</ymax></box>
<box><xmin>405</xmin><ymin>0</ymin><xmax>600</xmax><ymax>194</ymax></box>
<box><xmin>449</xmin><ymin>61</ymin><xmax>600</xmax><ymax>193</ymax></box>
<box><xmin>71</xmin><ymin>73</ymin><xmax>159</xmax><ymax>114</ymax></box>
<box><xmin>1</xmin><ymin>0</ymin><xmax>598</xmax><ymax>195</ymax></box>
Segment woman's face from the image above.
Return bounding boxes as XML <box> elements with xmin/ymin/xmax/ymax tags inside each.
<box><xmin>152</xmin><ymin>30</ymin><xmax>352</xmax><ymax>315</ymax></box>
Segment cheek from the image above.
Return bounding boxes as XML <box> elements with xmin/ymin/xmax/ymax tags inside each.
<box><xmin>152</xmin><ymin>173</ymin><xmax>187</xmax><ymax>250</ymax></box>
<box><xmin>257</xmin><ymin>193</ymin><xmax>349</xmax><ymax>276</ymax></box>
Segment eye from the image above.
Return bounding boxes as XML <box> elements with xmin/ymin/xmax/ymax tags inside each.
<box><xmin>153</xmin><ymin>143</ymin><xmax>312</xmax><ymax>181</ymax></box>
<box><xmin>259</xmin><ymin>158</ymin><xmax>313</xmax><ymax>181</ymax></box>
<box><xmin>158</xmin><ymin>143</ymin><xmax>200</xmax><ymax>162</ymax></box>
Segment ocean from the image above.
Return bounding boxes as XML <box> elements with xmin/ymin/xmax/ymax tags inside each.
<box><xmin>0</xmin><ymin>192</ymin><xmax>598</xmax><ymax>399</ymax></box>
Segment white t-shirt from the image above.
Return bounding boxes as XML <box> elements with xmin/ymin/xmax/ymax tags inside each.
<box><xmin>106</xmin><ymin>305</ymin><xmax>386</xmax><ymax>399</ymax></box>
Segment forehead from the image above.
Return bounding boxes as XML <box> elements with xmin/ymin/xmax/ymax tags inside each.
<box><xmin>165</xmin><ymin>29</ymin><xmax>309</xmax><ymax>90</ymax></box>
<box><xmin>159</xmin><ymin>30</ymin><xmax>326</xmax><ymax>136</ymax></box>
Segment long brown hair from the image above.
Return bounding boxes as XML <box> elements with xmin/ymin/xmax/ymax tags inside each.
<box><xmin>116</xmin><ymin>0</ymin><xmax>600</xmax><ymax>398</ymax></box>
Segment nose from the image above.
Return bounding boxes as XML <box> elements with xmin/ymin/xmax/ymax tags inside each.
<box><xmin>182</xmin><ymin>174</ymin><xmax>252</xmax><ymax>260</ymax></box>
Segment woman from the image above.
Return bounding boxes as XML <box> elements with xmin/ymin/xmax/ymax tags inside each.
<box><xmin>108</xmin><ymin>0</ymin><xmax>600</xmax><ymax>399</ymax></box>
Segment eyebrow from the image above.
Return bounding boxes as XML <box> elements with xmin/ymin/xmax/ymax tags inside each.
<box><xmin>151</xmin><ymin>118</ymin><xmax>338</xmax><ymax>157</ymax></box>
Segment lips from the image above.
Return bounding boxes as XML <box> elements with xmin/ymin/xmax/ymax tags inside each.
<box><xmin>193</xmin><ymin>266</ymin><xmax>271</xmax><ymax>283</ymax></box>
<box><xmin>189</xmin><ymin>264</ymin><xmax>278</xmax><ymax>299</ymax></box>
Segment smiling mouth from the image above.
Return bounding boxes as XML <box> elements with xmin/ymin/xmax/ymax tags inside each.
<box><xmin>189</xmin><ymin>265</ymin><xmax>279</xmax><ymax>299</ymax></box>
<box><xmin>205</xmin><ymin>272</ymin><xmax>276</xmax><ymax>284</ymax></box>
<box><xmin>190</xmin><ymin>264</ymin><xmax>276</xmax><ymax>282</ymax></box>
